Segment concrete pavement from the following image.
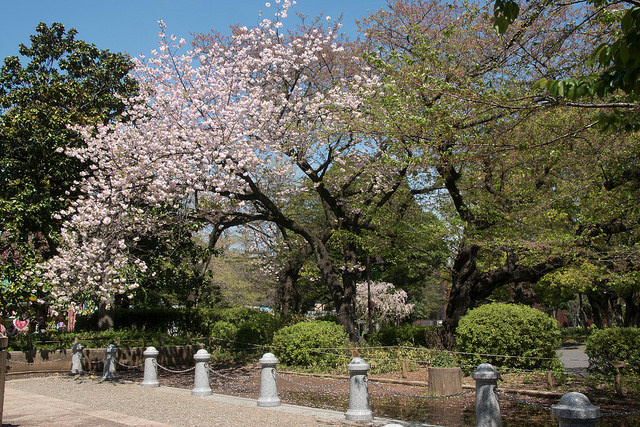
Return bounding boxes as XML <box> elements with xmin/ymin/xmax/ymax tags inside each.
<box><xmin>2</xmin><ymin>376</ymin><xmax>413</xmax><ymax>427</ymax></box>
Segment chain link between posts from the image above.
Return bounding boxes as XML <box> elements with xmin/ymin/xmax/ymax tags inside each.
<box><xmin>602</xmin><ymin>409</ymin><xmax>640</xmax><ymax>417</ymax></box>
<box><xmin>153</xmin><ymin>360</ymin><xmax>195</xmax><ymax>374</ymax></box>
<box><xmin>206</xmin><ymin>364</ymin><xmax>258</xmax><ymax>382</ymax></box>
<box><xmin>6</xmin><ymin>354</ymin><xmax>70</xmax><ymax>365</ymax></box>
<box><xmin>116</xmin><ymin>359</ymin><xmax>145</xmax><ymax>369</ymax></box>
<box><xmin>276</xmin><ymin>372</ymin><xmax>350</xmax><ymax>389</ymax></box>
<box><xmin>369</xmin><ymin>379</ymin><xmax>474</xmax><ymax>399</ymax></box>
<box><xmin>494</xmin><ymin>388</ymin><xmax>552</xmax><ymax>411</ymax></box>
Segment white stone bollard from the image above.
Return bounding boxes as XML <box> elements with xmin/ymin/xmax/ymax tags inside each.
<box><xmin>552</xmin><ymin>392</ymin><xmax>601</xmax><ymax>427</ymax></box>
<box><xmin>345</xmin><ymin>357</ymin><xmax>373</xmax><ymax>421</ymax></box>
<box><xmin>141</xmin><ymin>346</ymin><xmax>160</xmax><ymax>387</ymax></box>
<box><xmin>472</xmin><ymin>363</ymin><xmax>502</xmax><ymax>427</ymax></box>
<box><xmin>257</xmin><ymin>353</ymin><xmax>280</xmax><ymax>407</ymax></box>
<box><xmin>69</xmin><ymin>342</ymin><xmax>85</xmax><ymax>375</ymax></box>
<box><xmin>192</xmin><ymin>349</ymin><xmax>212</xmax><ymax>396</ymax></box>
<box><xmin>102</xmin><ymin>344</ymin><xmax>118</xmax><ymax>381</ymax></box>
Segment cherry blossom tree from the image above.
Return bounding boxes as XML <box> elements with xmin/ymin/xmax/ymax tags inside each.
<box><xmin>40</xmin><ymin>1</ymin><xmax>420</xmax><ymax>337</ymax></box>
<box><xmin>355</xmin><ymin>281</ymin><xmax>414</xmax><ymax>326</ymax></box>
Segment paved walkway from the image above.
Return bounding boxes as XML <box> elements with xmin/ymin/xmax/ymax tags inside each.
<box><xmin>2</xmin><ymin>376</ymin><xmax>417</xmax><ymax>427</ymax></box>
<box><xmin>556</xmin><ymin>344</ymin><xmax>589</xmax><ymax>375</ymax></box>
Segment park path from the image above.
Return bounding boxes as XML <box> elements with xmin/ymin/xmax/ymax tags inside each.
<box><xmin>2</xmin><ymin>375</ymin><xmax>411</xmax><ymax>427</ymax></box>
<box><xmin>557</xmin><ymin>344</ymin><xmax>589</xmax><ymax>375</ymax></box>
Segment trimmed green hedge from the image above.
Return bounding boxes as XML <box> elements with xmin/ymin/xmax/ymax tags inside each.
<box><xmin>455</xmin><ymin>303</ymin><xmax>562</xmax><ymax>371</ymax></box>
<box><xmin>585</xmin><ymin>327</ymin><xmax>640</xmax><ymax>375</ymax></box>
<box><xmin>9</xmin><ymin>307</ymin><xmax>281</xmax><ymax>354</ymax></box>
<box><xmin>368</xmin><ymin>324</ymin><xmax>444</xmax><ymax>348</ymax></box>
<box><xmin>5</xmin><ymin>329</ymin><xmax>205</xmax><ymax>351</ymax></box>
<box><xmin>272</xmin><ymin>321</ymin><xmax>348</xmax><ymax>369</ymax></box>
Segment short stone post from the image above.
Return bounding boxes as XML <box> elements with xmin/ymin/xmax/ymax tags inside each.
<box><xmin>345</xmin><ymin>357</ymin><xmax>373</xmax><ymax>421</ymax></box>
<box><xmin>472</xmin><ymin>363</ymin><xmax>502</xmax><ymax>427</ymax></box>
<box><xmin>257</xmin><ymin>353</ymin><xmax>280</xmax><ymax>407</ymax></box>
<box><xmin>551</xmin><ymin>392</ymin><xmax>601</xmax><ymax>427</ymax></box>
<box><xmin>141</xmin><ymin>346</ymin><xmax>160</xmax><ymax>387</ymax></box>
<box><xmin>69</xmin><ymin>341</ymin><xmax>85</xmax><ymax>375</ymax></box>
<box><xmin>192</xmin><ymin>349</ymin><xmax>212</xmax><ymax>396</ymax></box>
<box><xmin>102</xmin><ymin>344</ymin><xmax>118</xmax><ymax>381</ymax></box>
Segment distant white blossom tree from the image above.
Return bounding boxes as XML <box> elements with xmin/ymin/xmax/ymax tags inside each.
<box><xmin>356</xmin><ymin>281</ymin><xmax>414</xmax><ymax>326</ymax></box>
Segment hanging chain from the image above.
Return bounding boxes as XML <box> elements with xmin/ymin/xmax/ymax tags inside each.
<box><xmin>276</xmin><ymin>372</ymin><xmax>350</xmax><ymax>389</ymax></box>
<box><xmin>6</xmin><ymin>355</ymin><xmax>70</xmax><ymax>365</ymax></box>
<box><xmin>369</xmin><ymin>380</ymin><xmax>474</xmax><ymax>399</ymax></box>
<box><xmin>207</xmin><ymin>364</ymin><xmax>257</xmax><ymax>382</ymax></box>
<box><xmin>601</xmin><ymin>409</ymin><xmax>640</xmax><ymax>418</ymax></box>
<box><xmin>494</xmin><ymin>389</ymin><xmax>552</xmax><ymax>412</ymax></box>
<box><xmin>116</xmin><ymin>360</ymin><xmax>145</xmax><ymax>369</ymax></box>
<box><xmin>153</xmin><ymin>360</ymin><xmax>195</xmax><ymax>374</ymax></box>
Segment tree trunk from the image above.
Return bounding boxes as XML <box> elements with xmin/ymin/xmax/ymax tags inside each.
<box><xmin>624</xmin><ymin>293</ymin><xmax>640</xmax><ymax>326</ymax></box>
<box><xmin>276</xmin><ymin>258</ymin><xmax>302</xmax><ymax>321</ymax></box>
<box><xmin>97</xmin><ymin>298</ymin><xmax>114</xmax><ymax>330</ymax></box>
<box><xmin>310</xmin><ymin>237</ymin><xmax>357</xmax><ymax>340</ymax></box>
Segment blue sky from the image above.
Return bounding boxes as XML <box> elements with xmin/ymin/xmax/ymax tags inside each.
<box><xmin>1</xmin><ymin>1</ymin><xmax>388</xmax><ymax>61</ymax></box>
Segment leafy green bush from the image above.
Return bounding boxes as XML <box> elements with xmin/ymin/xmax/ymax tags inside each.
<box><xmin>75</xmin><ymin>306</ymin><xmax>281</xmax><ymax>340</ymax></box>
<box><xmin>210</xmin><ymin>321</ymin><xmax>238</xmax><ymax>348</ymax></box>
<box><xmin>6</xmin><ymin>328</ymin><xmax>205</xmax><ymax>351</ymax></box>
<box><xmin>455</xmin><ymin>303</ymin><xmax>562</xmax><ymax>371</ymax></box>
<box><xmin>585</xmin><ymin>327</ymin><xmax>640</xmax><ymax>375</ymax></box>
<box><xmin>272</xmin><ymin>321</ymin><xmax>348</xmax><ymax>370</ymax></box>
<box><xmin>368</xmin><ymin>324</ymin><xmax>444</xmax><ymax>348</ymax></box>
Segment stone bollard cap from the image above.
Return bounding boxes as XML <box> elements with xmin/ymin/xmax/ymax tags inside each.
<box><xmin>143</xmin><ymin>346</ymin><xmax>160</xmax><ymax>356</ymax></box>
<box><xmin>472</xmin><ymin>363</ymin><xmax>500</xmax><ymax>381</ymax></box>
<box><xmin>347</xmin><ymin>357</ymin><xmax>370</xmax><ymax>372</ymax></box>
<box><xmin>194</xmin><ymin>348</ymin><xmax>211</xmax><ymax>361</ymax></box>
<box><xmin>259</xmin><ymin>352</ymin><xmax>279</xmax><ymax>365</ymax></box>
<box><xmin>552</xmin><ymin>392</ymin><xmax>601</xmax><ymax>420</ymax></box>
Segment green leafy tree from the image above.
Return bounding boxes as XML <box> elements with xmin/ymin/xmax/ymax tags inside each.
<box><xmin>360</xmin><ymin>0</ymin><xmax>640</xmax><ymax>347</ymax></box>
<box><xmin>494</xmin><ymin>0</ymin><xmax>640</xmax><ymax>129</ymax></box>
<box><xmin>0</xmin><ymin>23</ymin><xmax>137</xmax><ymax>311</ymax></box>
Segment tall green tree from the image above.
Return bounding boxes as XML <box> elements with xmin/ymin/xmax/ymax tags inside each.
<box><xmin>494</xmin><ymin>0</ymin><xmax>640</xmax><ymax>129</ymax></box>
<box><xmin>360</xmin><ymin>0</ymin><xmax>639</xmax><ymax>346</ymax></box>
<box><xmin>0</xmin><ymin>23</ymin><xmax>137</xmax><ymax>313</ymax></box>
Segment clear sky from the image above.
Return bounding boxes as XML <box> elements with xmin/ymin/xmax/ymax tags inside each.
<box><xmin>1</xmin><ymin>0</ymin><xmax>388</xmax><ymax>61</ymax></box>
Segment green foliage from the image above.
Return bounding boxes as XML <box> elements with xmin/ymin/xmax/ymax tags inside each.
<box><xmin>497</xmin><ymin>0</ymin><xmax>640</xmax><ymax>129</ymax></box>
<box><xmin>0</xmin><ymin>22</ymin><xmax>137</xmax><ymax>309</ymax></box>
<box><xmin>6</xmin><ymin>328</ymin><xmax>203</xmax><ymax>352</ymax></box>
<box><xmin>455</xmin><ymin>303</ymin><xmax>562</xmax><ymax>370</ymax></box>
<box><xmin>368</xmin><ymin>324</ymin><xmax>444</xmax><ymax>348</ymax></box>
<box><xmin>76</xmin><ymin>306</ymin><xmax>280</xmax><ymax>343</ymax></box>
<box><xmin>210</xmin><ymin>321</ymin><xmax>238</xmax><ymax>347</ymax></box>
<box><xmin>272</xmin><ymin>321</ymin><xmax>348</xmax><ymax>369</ymax></box>
<box><xmin>585</xmin><ymin>327</ymin><xmax>640</xmax><ymax>375</ymax></box>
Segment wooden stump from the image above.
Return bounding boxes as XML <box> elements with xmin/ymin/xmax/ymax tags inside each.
<box><xmin>428</xmin><ymin>366</ymin><xmax>462</xmax><ymax>396</ymax></box>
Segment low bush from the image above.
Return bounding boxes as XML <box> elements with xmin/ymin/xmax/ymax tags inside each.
<box><xmin>585</xmin><ymin>327</ymin><xmax>640</xmax><ymax>375</ymax></box>
<box><xmin>272</xmin><ymin>321</ymin><xmax>348</xmax><ymax>370</ymax></box>
<box><xmin>6</xmin><ymin>328</ymin><xmax>205</xmax><ymax>351</ymax></box>
<box><xmin>368</xmin><ymin>324</ymin><xmax>444</xmax><ymax>348</ymax></box>
<box><xmin>455</xmin><ymin>303</ymin><xmax>562</xmax><ymax>371</ymax></box>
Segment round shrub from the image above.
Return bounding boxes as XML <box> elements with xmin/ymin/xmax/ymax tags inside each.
<box><xmin>272</xmin><ymin>321</ymin><xmax>348</xmax><ymax>370</ymax></box>
<box><xmin>210</xmin><ymin>321</ymin><xmax>238</xmax><ymax>348</ymax></box>
<box><xmin>586</xmin><ymin>327</ymin><xmax>640</xmax><ymax>375</ymax></box>
<box><xmin>455</xmin><ymin>303</ymin><xmax>562</xmax><ymax>370</ymax></box>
